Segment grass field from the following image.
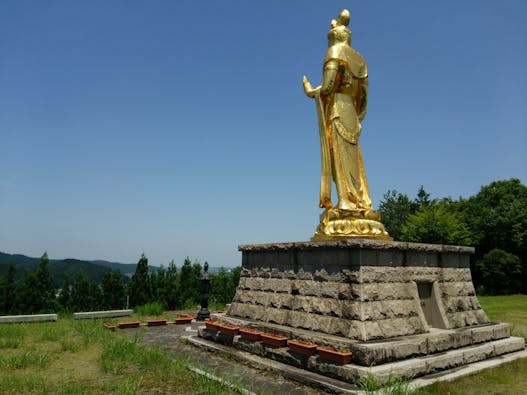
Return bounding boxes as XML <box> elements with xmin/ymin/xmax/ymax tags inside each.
<box><xmin>0</xmin><ymin>295</ymin><xmax>525</xmax><ymax>394</ymax></box>
<box><xmin>417</xmin><ymin>294</ymin><xmax>527</xmax><ymax>395</ymax></box>
<box><xmin>0</xmin><ymin>314</ymin><xmax>237</xmax><ymax>394</ymax></box>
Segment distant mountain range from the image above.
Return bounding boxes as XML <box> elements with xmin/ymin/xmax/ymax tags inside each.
<box><xmin>0</xmin><ymin>252</ymin><xmax>137</xmax><ymax>288</ymax></box>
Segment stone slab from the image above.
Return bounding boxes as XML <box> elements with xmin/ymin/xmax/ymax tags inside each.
<box><xmin>215</xmin><ymin>314</ymin><xmax>512</xmax><ymax>366</ymax></box>
<box><xmin>192</xmin><ymin>332</ymin><xmax>526</xmax><ymax>387</ymax></box>
<box><xmin>73</xmin><ymin>309</ymin><xmax>134</xmax><ymax>319</ymax></box>
<box><xmin>0</xmin><ymin>314</ymin><xmax>58</xmax><ymax>323</ymax></box>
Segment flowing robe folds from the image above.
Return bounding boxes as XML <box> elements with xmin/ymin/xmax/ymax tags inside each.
<box><xmin>317</xmin><ymin>44</ymin><xmax>372</xmax><ymax>212</ymax></box>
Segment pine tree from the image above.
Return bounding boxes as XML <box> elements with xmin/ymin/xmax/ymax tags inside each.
<box><xmin>35</xmin><ymin>252</ymin><xmax>56</xmax><ymax>312</ymax></box>
<box><xmin>58</xmin><ymin>277</ymin><xmax>71</xmax><ymax>312</ymax></box>
<box><xmin>101</xmin><ymin>269</ymin><xmax>126</xmax><ymax>309</ymax></box>
<box><xmin>3</xmin><ymin>261</ymin><xmax>17</xmax><ymax>314</ymax></box>
<box><xmin>129</xmin><ymin>253</ymin><xmax>151</xmax><ymax>307</ymax></box>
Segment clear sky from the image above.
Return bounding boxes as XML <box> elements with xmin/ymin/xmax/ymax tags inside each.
<box><xmin>1</xmin><ymin>1</ymin><xmax>526</xmax><ymax>268</ymax></box>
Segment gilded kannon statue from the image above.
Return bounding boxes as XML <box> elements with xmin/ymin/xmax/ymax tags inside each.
<box><xmin>303</xmin><ymin>9</ymin><xmax>391</xmax><ymax>240</ymax></box>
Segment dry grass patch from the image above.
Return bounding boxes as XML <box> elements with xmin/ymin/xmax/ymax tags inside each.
<box><xmin>0</xmin><ymin>316</ymin><xmax>238</xmax><ymax>394</ymax></box>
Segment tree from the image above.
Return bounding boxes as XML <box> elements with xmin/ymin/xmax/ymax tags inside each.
<box><xmin>14</xmin><ymin>273</ymin><xmax>41</xmax><ymax>314</ymax></box>
<box><xmin>401</xmin><ymin>200</ymin><xmax>473</xmax><ymax>246</ymax></box>
<box><xmin>179</xmin><ymin>257</ymin><xmax>201</xmax><ymax>308</ymax></box>
<box><xmin>58</xmin><ymin>277</ymin><xmax>71</xmax><ymax>312</ymax></box>
<box><xmin>211</xmin><ymin>266</ymin><xmax>242</xmax><ymax>305</ymax></box>
<box><xmin>3</xmin><ymin>261</ymin><xmax>17</xmax><ymax>314</ymax></box>
<box><xmin>415</xmin><ymin>185</ymin><xmax>431</xmax><ymax>208</ymax></box>
<box><xmin>378</xmin><ymin>190</ymin><xmax>417</xmax><ymax>240</ymax></box>
<box><xmin>70</xmin><ymin>273</ymin><xmax>101</xmax><ymax>312</ymax></box>
<box><xmin>464</xmin><ymin>179</ymin><xmax>527</xmax><ymax>260</ymax></box>
<box><xmin>35</xmin><ymin>252</ymin><xmax>56</xmax><ymax>312</ymax></box>
<box><xmin>476</xmin><ymin>249</ymin><xmax>523</xmax><ymax>295</ymax></box>
<box><xmin>211</xmin><ymin>267</ymin><xmax>232</xmax><ymax>305</ymax></box>
<box><xmin>0</xmin><ymin>274</ymin><xmax>5</xmax><ymax>315</ymax></box>
<box><xmin>462</xmin><ymin>179</ymin><xmax>527</xmax><ymax>293</ymax></box>
<box><xmin>101</xmin><ymin>269</ymin><xmax>126</xmax><ymax>309</ymax></box>
<box><xmin>163</xmin><ymin>260</ymin><xmax>180</xmax><ymax>310</ymax></box>
<box><xmin>128</xmin><ymin>253</ymin><xmax>151</xmax><ymax>307</ymax></box>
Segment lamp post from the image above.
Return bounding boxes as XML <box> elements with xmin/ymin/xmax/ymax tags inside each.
<box><xmin>197</xmin><ymin>261</ymin><xmax>211</xmax><ymax>321</ymax></box>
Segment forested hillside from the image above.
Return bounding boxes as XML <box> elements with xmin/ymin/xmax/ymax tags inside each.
<box><xmin>0</xmin><ymin>252</ymin><xmax>134</xmax><ymax>287</ymax></box>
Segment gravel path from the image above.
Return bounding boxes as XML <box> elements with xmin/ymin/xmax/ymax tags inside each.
<box><xmin>123</xmin><ymin>322</ymin><xmax>328</xmax><ymax>395</ymax></box>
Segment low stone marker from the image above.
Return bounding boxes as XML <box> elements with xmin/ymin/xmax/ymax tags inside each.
<box><xmin>0</xmin><ymin>314</ymin><xmax>58</xmax><ymax>323</ymax></box>
<box><xmin>73</xmin><ymin>309</ymin><xmax>134</xmax><ymax>320</ymax></box>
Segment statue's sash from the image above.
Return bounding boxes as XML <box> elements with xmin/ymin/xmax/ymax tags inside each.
<box><xmin>315</xmin><ymin>92</ymin><xmax>331</xmax><ymax>208</ymax></box>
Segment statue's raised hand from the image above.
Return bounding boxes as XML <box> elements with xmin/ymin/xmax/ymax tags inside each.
<box><xmin>302</xmin><ymin>75</ymin><xmax>318</xmax><ymax>98</ymax></box>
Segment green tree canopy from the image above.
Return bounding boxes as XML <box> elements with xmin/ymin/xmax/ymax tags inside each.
<box><xmin>401</xmin><ymin>200</ymin><xmax>473</xmax><ymax>246</ymax></box>
<box><xmin>476</xmin><ymin>249</ymin><xmax>523</xmax><ymax>295</ymax></box>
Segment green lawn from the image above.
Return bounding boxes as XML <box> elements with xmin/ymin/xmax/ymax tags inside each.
<box><xmin>0</xmin><ymin>317</ymin><xmax>237</xmax><ymax>394</ymax></box>
<box><xmin>417</xmin><ymin>294</ymin><xmax>527</xmax><ymax>395</ymax></box>
<box><xmin>0</xmin><ymin>296</ymin><xmax>525</xmax><ymax>394</ymax></box>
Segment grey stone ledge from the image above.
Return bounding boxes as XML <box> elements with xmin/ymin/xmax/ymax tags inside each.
<box><xmin>239</xmin><ymin>239</ymin><xmax>474</xmax><ymax>254</ymax></box>
<box><xmin>73</xmin><ymin>309</ymin><xmax>134</xmax><ymax>319</ymax></box>
<box><xmin>0</xmin><ymin>314</ymin><xmax>58</xmax><ymax>323</ymax></box>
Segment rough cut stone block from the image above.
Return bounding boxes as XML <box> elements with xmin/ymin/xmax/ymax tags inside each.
<box><xmin>440</xmin><ymin>281</ymin><xmax>475</xmax><ymax>297</ymax></box>
<box><xmin>492</xmin><ymin>323</ymin><xmax>510</xmax><ymax>339</ymax></box>
<box><xmin>359</xmin><ymin>266</ymin><xmax>407</xmax><ymax>283</ymax></box>
<box><xmin>450</xmin><ymin>330</ymin><xmax>472</xmax><ymax>348</ymax></box>
<box><xmin>243</xmin><ymin>277</ymin><xmax>264</xmax><ymax>291</ymax></box>
<box><xmin>427</xmin><ymin>331</ymin><xmax>454</xmax><ymax>353</ymax></box>
<box><xmin>441</xmin><ymin>268</ymin><xmax>472</xmax><ymax>282</ymax></box>
<box><xmin>362</xmin><ymin>299</ymin><xmax>419</xmax><ymax>321</ymax></box>
<box><xmin>300</xmin><ymin>280</ymin><xmax>321</xmax><ymax>297</ymax></box>
<box><xmin>297</xmin><ymin>269</ymin><xmax>313</xmax><ymax>280</ymax></box>
<box><xmin>263</xmin><ymin>278</ymin><xmax>292</xmax><ymax>293</ymax></box>
<box><xmin>266</xmin><ymin>307</ymin><xmax>287</xmax><ymax>325</ymax></box>
<box><xmin>359</xmin><ymin>282</ymin><xmax>414</xmax><ymax>301</ymax></box>
<box><xmin>471</xmin><ymin>325</ymin><xmax>495</xmax><ymax>344</ymax></box>
<box><xmin>342</xmin><ymin>268</ymin><xmax>360</xmax><ymax>283</ymax></box>
<box><xmin>328</xmin><ymin>318</ymin><xmax>353</xmax><ymax>338</ymax></box>
<box><xmin>376</xmin><ymin>317</ymin><xmax>424</xmax><ymax>339</ymax></box>
<box><xmin>268</xmin><ymin>293</ymin><xmax>288</xmax><ymax>309</ymax></box>
<box><xmin>321</xmin><ymin>283</ymin><xmax>342</xmax><ymax>299</ymax></box>
<box><xmin>341</xmin><ymin>302</ymin><xmax>361</xmax><ymax>320</ymax></box>
<box><xmin>426</xmin><ymin>350</ymin><xmax>464</xmax><ymax>372</ymax></box>
<box><xmin>373</xmin><ymin>358</ymin><xmax>428</xmax><ymax>381</ymax></box>
<box><xmin>409</xmin><ymin>267</ymin><xmax>441</xmax><ymax>282</ymax></box>
<box><xmin>287</xmin><ymin>310</ymin><xmax>310</xmax><ymax>329</ymax></box>
<box><xmin>309</xmin><ymin>297</ymin><xmax>343</xmax><ymax>316</ymax></box>
<box><xmin>492</xmin><ymin>337</ymin><xmax>525</xmax><ymax>356</ymax></box>
<box><xmin>463</xmin><ymin>343</ymin><xmax>495</xmax><ymax>364</ymax></box>
<box><xmin>474</xmin><ymin>309</ymin><xmax>490</xmax><ymax>324</ymax></box>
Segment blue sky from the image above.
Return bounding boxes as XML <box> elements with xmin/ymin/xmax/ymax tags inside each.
<box><xmin>1</xmin><ymin>1</ymin><xmax>526</xmax><ymax>268</ymax></box>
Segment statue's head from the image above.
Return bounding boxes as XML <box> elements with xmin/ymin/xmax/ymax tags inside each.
<box><xmin>328</xmin><ymin>9</ymin><xmax>351</xmax><ymax>46</ymax></box>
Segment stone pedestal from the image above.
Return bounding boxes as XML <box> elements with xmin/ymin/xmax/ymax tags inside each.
<box><xmin>196</xmin><ymin>239</ymin><xmax>525</xmax><ymax>385</ymax></box>
<box><xmin>228</xmin><ymin>239</ymin><xmax>489</xmax><ymax>342</ymax></box>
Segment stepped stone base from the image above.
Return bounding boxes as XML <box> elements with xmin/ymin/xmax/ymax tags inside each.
<box><xmin>197</xmin><ymin>239</ymin><xmax>525</xmax><ymax>384</ymax></box>
<box><xmin>196</xmin><ymin>329</ymin><xmax>525</xmax><ymax>386</ymax></box>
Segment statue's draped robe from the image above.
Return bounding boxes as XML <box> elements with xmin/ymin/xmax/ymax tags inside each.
<box><xmin>319</xmin><ymin>44</ymin><xmax>372</xmax><ymax>211</ymax></box>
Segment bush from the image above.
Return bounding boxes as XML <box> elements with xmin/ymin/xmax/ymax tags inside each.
<box><xmin>134</xmin><ymin>302</ymin><xmax>165</xmax><ymax>316</ymax></box>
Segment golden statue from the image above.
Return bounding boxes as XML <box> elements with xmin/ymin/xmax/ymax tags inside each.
<box><xmin>303</xmin><ymin>9</ymin><xmax>391</xmax><ymax>241</ymax></box>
